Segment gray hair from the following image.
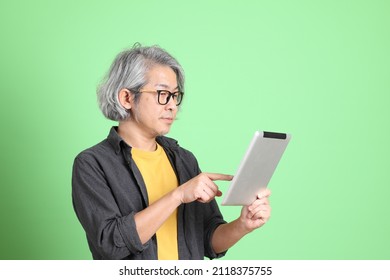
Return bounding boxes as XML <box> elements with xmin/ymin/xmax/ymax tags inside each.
<box><xmin>97</xmin><ymin>43</ymin><xmax>185</xmax><ymax>121</ymax></box>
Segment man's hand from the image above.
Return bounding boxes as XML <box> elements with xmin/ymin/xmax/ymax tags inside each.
<box><xmin>175</xmin><ymin>173</ymin><xmax>233</xmax><ymax>204</ymax></box>
<box><xmin>239</xmin><ymin>188</ymin><xmax>271</xmax><ymax>232</ymax></box>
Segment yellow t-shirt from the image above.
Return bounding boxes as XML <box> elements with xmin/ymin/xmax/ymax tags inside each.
<box><xmin>131</xmin><ymin>143</ymin><xmax>179</xmax><ymax>260</ymax></box>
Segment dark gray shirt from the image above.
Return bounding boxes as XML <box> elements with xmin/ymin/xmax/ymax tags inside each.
<box><xmin>72</xmin><ymin>127</ymin><xmax>227</xmax><ymax>260</ymax></box>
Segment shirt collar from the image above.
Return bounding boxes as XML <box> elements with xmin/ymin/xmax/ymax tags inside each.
<box><xmin>107</xmin><ymin>126</ymin><xmax>180</xmax><ymax>154</ymax></box>
<box><xmin>107</xmin><ymin>126</ymin><xmax>128</xmax><ymax>154</ymax></box>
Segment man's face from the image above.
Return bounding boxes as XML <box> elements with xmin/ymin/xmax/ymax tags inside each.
<box><xmin>131</xmin><ymin>65</ymin><xmax>179</xmax><ymax>138</ymax></box>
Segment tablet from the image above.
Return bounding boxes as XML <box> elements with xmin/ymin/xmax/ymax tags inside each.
<box><xmin>221</xmin><ymin>131</ymin><xmax>291</xmax><ymax>206</ymax></box>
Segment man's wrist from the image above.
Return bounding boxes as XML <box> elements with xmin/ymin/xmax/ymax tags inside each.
<box><xmin>171</xmin><ymin>187</ymin><xmax>184</xmax><ymax>205</ymax></box>
<box><xmin>237</xmin><ymin>217</ymin><xmax>254</xmax><ymax>235</ymax></box>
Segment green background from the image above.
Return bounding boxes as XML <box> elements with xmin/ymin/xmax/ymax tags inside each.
<box><xmin>0</xmin><ymin>0</ymin><xmax>389</xmax><ymax>260</ymax></box>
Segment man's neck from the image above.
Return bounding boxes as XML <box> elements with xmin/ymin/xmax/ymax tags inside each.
<box><xmin>117</xmin><ymin>121</ymin><xmax>157</xmax><ymax>152</ymax></box>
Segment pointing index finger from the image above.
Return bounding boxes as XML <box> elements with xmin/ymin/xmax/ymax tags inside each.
<box><xmin>204</xmin><ymin>173</ymin><xmax>234</xmax><ymax>181</ymax></box>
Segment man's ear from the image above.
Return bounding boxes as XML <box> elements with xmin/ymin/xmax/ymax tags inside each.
<box><xmin>118</xmin><ymin>88</ymin><xmax>133</xmax><ymax>110</ymax></box>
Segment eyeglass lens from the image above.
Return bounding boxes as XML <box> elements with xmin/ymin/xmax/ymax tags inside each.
<box><xmin>158</xmin><ymin>90</ymin><xmax>183</xmax><ymax>105</ymax></box>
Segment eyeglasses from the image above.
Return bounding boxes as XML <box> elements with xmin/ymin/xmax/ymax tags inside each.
<box><xmin>138</xmin><ymin>90</ymin><xmax>184</xmax><ymax>106</ymax></box>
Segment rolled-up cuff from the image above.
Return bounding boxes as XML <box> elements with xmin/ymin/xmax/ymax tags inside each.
<box><xmin>117</xmin><ymin>212</ymin><xmax>151</xmax><ymax>255</ymax></box>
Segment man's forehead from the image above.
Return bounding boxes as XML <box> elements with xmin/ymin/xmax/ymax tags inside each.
<box><xmin>145</xmin><ymin>65</ymin><xmax>178</xmax><ymax>89</ymax></box>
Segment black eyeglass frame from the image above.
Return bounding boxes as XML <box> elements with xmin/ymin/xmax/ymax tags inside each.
<box><xmin>135</xmin><ymin>89</ymin><xmax>184</xmax><ymax>106</ymax></box>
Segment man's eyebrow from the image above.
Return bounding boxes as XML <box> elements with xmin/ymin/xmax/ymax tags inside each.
<box><xmin>154</xmin><ymin>84</ymin><xmax>179</xmax><ymax>90</ymax></box>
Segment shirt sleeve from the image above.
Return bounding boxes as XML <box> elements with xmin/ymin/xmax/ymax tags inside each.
<box><xmin>72</xmin><ymin>154</ymin><xmax>150</xmax><ymax>259</ymax></box>
<box><xmin>203</xmin><ymin>199</ymin><xmax>228</xmax><ymax>259</ymax></box>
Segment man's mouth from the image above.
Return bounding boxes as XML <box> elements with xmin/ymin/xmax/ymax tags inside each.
<box><xmin>160</xmin><ymin>116</ymin><xmax>175</xmax><ymax>123</ymax></box>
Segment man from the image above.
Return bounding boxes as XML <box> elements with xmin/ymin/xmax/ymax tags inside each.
<box><xmin>72</xmin><ymin>44</ymin><xmax>271</xmax><ymax>260</ymax></box>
